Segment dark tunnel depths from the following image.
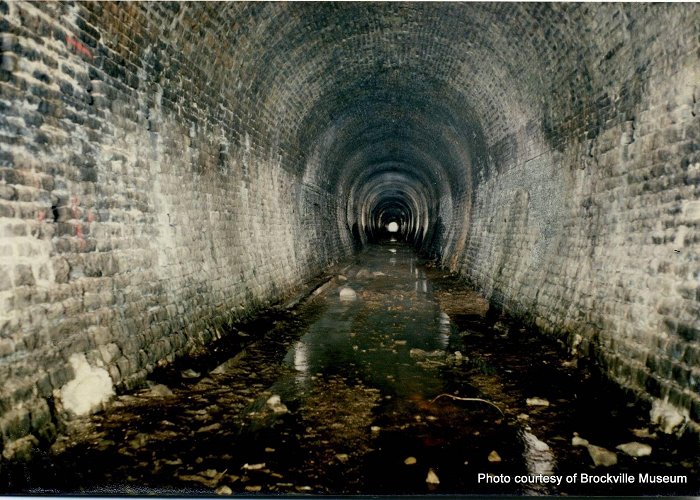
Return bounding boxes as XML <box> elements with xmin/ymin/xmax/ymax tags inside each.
<box><xmin>297</xmin><ymin>82</ymin><xmax>488</xmax><ymax>260</ymax></box>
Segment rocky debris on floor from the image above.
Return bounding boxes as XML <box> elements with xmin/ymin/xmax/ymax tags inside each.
<box><xmin>616</xmin><ymin>442</ymin><xmax>652</xmax><ymax>457</ymax></box>
<box><xmin>196</xmin><ymin>423</ymin><xmax>222</xmax><ymax>433</ymax></box>
<box><xmin>356</xmin><ymin>269</ymin><xmax>373</xmax><ymax>279</ymax></box>
<box><xmin>242</xmin><ymin>463</ymin><xmax>266</xmax><ymax>471</ymax></box>
<box><xmin>572</xmin><ymin>435</ymin><xmax>589</xmax><ymax>447</ymax></box>
<box><xmin>215</xmin><ymin>485</ymin><xmax>233</xmax><ymax>495</ymax></box>
<box><xmin>128</xmin><ymin>433</ymin><xmax>150</xmax><ymax>449</ymax></box>
<box><xmin>488</xmin><ymin>450</ymin><xmax>502</xmax><ymax>462</ymax></box>
<box><xmin>404</xmin><ymin>456</ymin><xmax>417</xmax><ymax>465</ymax></box>
<box><xmin>339</xmin><ymin>287</ymin><xmax>358</xmax><ymax>301</ymax></box>
<box><xmin>526</xmin><ymin>397</ymin><xmax>550</xmax><ymax>407</ymax></box>
<box><xmin>631</xmin><ymin>427</ymin><xmax>657</xmax><ymax>439</ymax></box>
<box><xmin>335</xmin><ymin>453</ymin><xmax>349</xmax><ymax>463</ymax></box>
<box><xmin>587</xmin><ymin>444</ymin><xmax>618</xmax><ymax>467</ymax></box>
<box><xmin>266</xmin><ymin>395</ymin><xmax>289</xmax><ymax>414</ymax></box>
<box><xmin>524</xmin><ymin>432</ymin><xmax>550</xmax><ymax>451</ymax></box>
<box><xmin>2</xmin><ymin>435</ymin><xmax>39</xmax><ymax>461</ymax></box>
<box><xmin>561</xmin><ymin>359</ymin><xmax>577</xmax><ymax>369</ymax></box>
<box><xmin>177</xmin><ymin>468</ymin><xmax>226</xmax><ymax>488</ymax></box>
<box><xmin>337</xmin><ymin>275</ymin><xmax>347</xmax><ymax>282</ymax></box>
<box><xmin>650</xmin><ymin>400</ymin><xmax>687</xmax><ymax>435</ymax></box>
<box><xmin>211</xmin><ymin>351</ymin><xmax>247</xmax><ymax>375</ymax></box>
<box><xmin>409</xmin><ymin>348</ymin><xmax>444</xmax><ymax>359</ymax></box>
<box><xmin>426</xmin><ymin>468</ymin><xmax>440</xmax><ymax>485</ymax></box>
<box><xmin>143</xmin><ymin>383</ymin><xmax>173</xmax><ymax>397</ymax></box>
<box><xmin>181</xmin><ymin>369</ymin><xmax>201</xmax><ymax>379</ymax></box>
<box><xmin>446</xmin><ymin>351</ymin><xmax>465</xmax><ymax>365</ymax></box>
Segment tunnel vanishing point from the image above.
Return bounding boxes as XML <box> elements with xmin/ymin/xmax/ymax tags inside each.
<box><xmin>0</xmin><ymin>1</ymin><xmax>699</xmax><ymax>461</ymax></box>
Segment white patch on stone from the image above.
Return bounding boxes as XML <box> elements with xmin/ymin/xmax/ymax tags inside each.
<box><xmin>572</xmin><ymin>436</ymin><xmax>589</xmax><ymax>447</ymax></box>
<box><xmin>60</xmin><ymin>353</ymin><xmax>115</xmax><ymax>417</ymax></box>
<box><xmin>616</xmin><ymin>441</ymin><xmax>652</xmax><ymax>457</ymax></box>
<box><xmin>339</xmin><ymin>287</ymin><xmax>357</xmax><ymax>301</ymax></box>
<box><xmin>524</xmin><ymin>432</ymin><xmax>550</xmax><ymax>452</ymax></box>
<box><xmin>587</xmin><ymin>444</ymin><xmax>618</xmax><ymax>467</ymax></box>
<box><xmin>266</xmin><ymin>395</ymin><xmax>288</xmax><ymax>414</ymax></box>
<box><xmin>650</xmin><ymin>399</ymin><xmax>687</xmax><ymax>435</ymax></box>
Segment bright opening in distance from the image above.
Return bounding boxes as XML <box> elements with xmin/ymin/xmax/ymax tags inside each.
<box><xmin>387</xmin><ymin>222</ymin><xmax>399</xmax><ymax>233</ymax></box>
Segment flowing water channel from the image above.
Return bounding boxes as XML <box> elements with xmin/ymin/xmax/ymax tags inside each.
<box><xmin>2</xmin><ymin>242</ymin><xmax>698</xmax><ymax>495</ymax></box>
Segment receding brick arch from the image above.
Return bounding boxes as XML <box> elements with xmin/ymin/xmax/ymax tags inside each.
<box><xmin>0</xmin><ymin>1</ymin><xmax>697</xmax><ymax>456</ymax></box>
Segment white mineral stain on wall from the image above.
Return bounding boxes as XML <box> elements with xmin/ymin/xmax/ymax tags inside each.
<box><xmin>59</xmin><ymin>353</ymin><xmax>115</xmax><ymax>416</ymax></box>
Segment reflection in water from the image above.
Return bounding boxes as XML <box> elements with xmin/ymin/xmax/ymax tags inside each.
<box><xmin>292</xmin><ymin>340</ymin><xmax>309</xmax><ymax>383</ymax></box>
<box><xmin>282</xmin><ymin>245</ymin><xmax>447</xmax><ymax>401</ymax></box>
<box><xmin>520</xmin><ymin>429</ymin><xmax>557</xmax><ymax>494</ymax></box>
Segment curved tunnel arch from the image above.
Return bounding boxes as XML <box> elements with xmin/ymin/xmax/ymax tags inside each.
<box><xmin>159</xmin><ymin>2</ymin><xmax>698</xmax><ymax>433</ymax></box>
<box><xmin>1</xmin><ymin>1</ymin><xmax>698</xmax><ymax>454</ymax></box>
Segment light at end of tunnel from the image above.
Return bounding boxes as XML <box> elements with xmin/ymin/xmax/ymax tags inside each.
<box><xmin>387</xmin><ymin>222</ymin><xmax>399</xmax><ymax>233</ymax></box>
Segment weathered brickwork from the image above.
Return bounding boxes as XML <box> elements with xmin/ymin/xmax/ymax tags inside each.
<box><xmin>0</xmin><ymin>1</ymin><xmax>351</xmax><ymax>457</ymax></box>
<box><xmin>455</xmin><ymin>5</ymin><xmax>700</xmax><ymax>434</ymax></box>
<box><xmin>0</xmin><ymin>1</ymin><xmax>698</xmax><ymax>456</ymax></box>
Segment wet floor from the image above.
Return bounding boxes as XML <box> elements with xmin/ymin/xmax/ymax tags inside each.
<box><xmin>2</xmin><ymin>242</ymin><xmax>698</xmax><ymax>496</ymax></box>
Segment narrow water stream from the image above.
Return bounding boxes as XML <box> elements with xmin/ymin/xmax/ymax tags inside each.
<box><xmin>3</xmin><ymin>242</ymin><xmax>698</xmax><ymax>495</ymax></box>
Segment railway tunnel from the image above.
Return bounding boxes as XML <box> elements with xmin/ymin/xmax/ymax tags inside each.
<box><xmin>0</xmin><ymin>1</ymin><xmax>699</xmax><ymax>495</ymax></box>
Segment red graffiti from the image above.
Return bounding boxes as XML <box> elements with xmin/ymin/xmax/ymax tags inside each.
<box><xmin>75</xmin><ymin>222</ymin><xmax>86</xmax><ymax>249</ymax></box>
<box><xmin>66</xmin><ymin>35</ymin><xmax>92</xmax><ymax>59</ymax></box>
<box><xmin>70</xmin><ymin>196</ymin><xmax>81</xmax><ymax>219</ymax></box>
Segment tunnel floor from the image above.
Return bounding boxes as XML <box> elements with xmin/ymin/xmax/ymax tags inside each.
<box><xmin>3</xmin><ymin>242</ymin><xmax>698</xmax><ymax>496</ymax></box>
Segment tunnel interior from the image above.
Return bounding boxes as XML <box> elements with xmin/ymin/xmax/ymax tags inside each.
<box><xmin>0</xmin><ymin>0</ymin><xmax>698</xmax><ymax>466</ymax></box>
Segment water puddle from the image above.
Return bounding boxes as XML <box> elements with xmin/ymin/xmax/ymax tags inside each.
<box><xmin>2</xmin><ymin>242</ymin><xmax>698</xmax><ymax>495</ymax></box>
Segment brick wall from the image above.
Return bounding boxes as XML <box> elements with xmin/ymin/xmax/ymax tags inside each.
<box><xmin>453</xmin><ymin>4</ymin><xmax>700</xmax><ymax>434</ymax></box>
<box><xmin>0</xmin><ymin>1</ymin><xmax>350</xmax><ymax>455</ymax></box>
<box><xmin>0</xmin><ymin>1</ymin><xmax>697</xmax><ymax>456</ymax></box>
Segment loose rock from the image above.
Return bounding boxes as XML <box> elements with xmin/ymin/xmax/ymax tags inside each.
<box><xmin>526</xmin><ymin>433</ymin><xmax>550</xmax><ymax>451</ymax></box>
<box><xmin>572</xmin><ymin>436</ymin><xmax>589</xmax><ymax>447</ymax></box>
<box><xmin>339</xmin><ymin>287</ymin><xmax>357</xmax><ymax>301</ymax></box>
<box><xmin>145</xmin><ymin>383</ymin><xmax>173</xmax><ymax>397</ymax></box>
<box><xmin>526</xmin><ymin>397</ymin><xmax>550</xmax><ymax>407</ymax></box>
<box><xmin>426</xmin><ymin>468</ymin><xmax>440</xmax><ymax>484</ymax></box>
<box><xmin>215</xmin><ymin>485</ymin><xmax>233</xmax><ymax>495</ymax></box>
<box><xmin>356</xmin><ymin>268</ymin><xmax>373</xmax><ymax>279</ymax></box>
<box><xmin>587</xmin><ymin>444</ymin><xmax>618</xmax><ymax>467</ymax></box>
<box><xmin>242</xmin><ymin>463</ymin><xmax>266</xmax><ymax>471</ymax></box>
<box><xmin>404</xmin><ymin>456</ymin><xmax>417</xmax><ymax>465</ymax></box>
<box><xmin>181</xmin><ymin>369</ymin><xmax>201</xmax><ymax>379</ymax></box>
<box><xmin>650</xmin><ymin>400</ymin><xmax>686</xmax><ymax>435</ymax></box>
<box><xmin>631</xmin><ymin>427</ymin><xmax>656</xmax><ymax>439</ymax></box>
<box><xmin>616</xmin><ymin>442</ymin><xmax>652</xmax><ymax>457</ymax></box>
<box><xmin>197</xmin><ymin>423</ymin><xmax>222</xmax><ymax>433</ymax></box>
<box><xmin>488</xmin><ymin>450</ymin><xmax>502</xmax><ymax>462</ymax></box>
<box><xmin>266</xmin><ymin>395</ymin><xmax>288</xmax><ymax>414</ymax></box>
